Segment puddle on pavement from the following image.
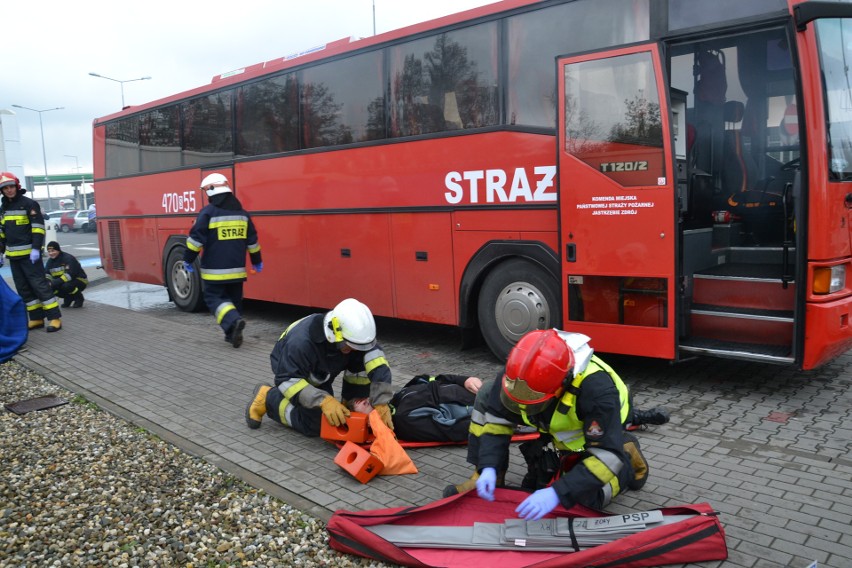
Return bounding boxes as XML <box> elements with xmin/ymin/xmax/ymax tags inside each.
<box><xmin>86</xmin><ymin>280</ymin><xmax>174</xmax><ymax>311</ymax></box>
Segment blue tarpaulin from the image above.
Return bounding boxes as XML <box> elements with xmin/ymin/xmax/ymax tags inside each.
<box><xmin>1</xmin><ymin>277</ymin><xmax>27</xmax><ymax>363</ymax></box>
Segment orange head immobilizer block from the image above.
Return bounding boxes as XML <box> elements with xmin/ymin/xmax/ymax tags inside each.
<box><xmin>334</xmin><ymin>441</ymin><xmax>384</xmax><ymax>483</ymax></box>
<box><xmin>320</xmin><ymin>411</ymin><xmax>375</xmax><ymax>444</ymax></box>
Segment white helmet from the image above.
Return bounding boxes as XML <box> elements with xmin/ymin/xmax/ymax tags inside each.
<box><xmin>323</xmin><ymin>298</ymin><xmax>377</xmax><ymax>351</ymax></box>
<box><xmin>200</xmin><ymin>173</ymin><xmax>232</xmax><ymax>197</ymax></box>
<box><xmin>555</xmin><ymin>330</ymin><xmax>594</xmax><ymax>377</ymax></box>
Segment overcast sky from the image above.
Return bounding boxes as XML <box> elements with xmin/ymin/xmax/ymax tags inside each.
<box><xmin>2</xmin><ymin>0</ymin><xmax>494</xmax><ymax>197</ymax></box>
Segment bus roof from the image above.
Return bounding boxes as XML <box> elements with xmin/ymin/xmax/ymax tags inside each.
<box><xmin>92</xmin><ymin>0</ymin><xmax>536</xmax><ymax>125</ymax></box>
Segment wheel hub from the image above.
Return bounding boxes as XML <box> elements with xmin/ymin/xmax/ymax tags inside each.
<box><xmin>172</xmin><ymin>266</ymin><xmax>192</xmax><ymax>300</ymax></box>
<box><xmin>494</xmin><ymin>283</ymin><xmax>550</xmax><ymax>343</ymax></box>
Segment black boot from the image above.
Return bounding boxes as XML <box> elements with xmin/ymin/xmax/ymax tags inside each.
<box><xmin>71</xmin><ymin>293</ymin><xmax>84</xmax><ymax>308</ymax></box>
<box><xmin>228</xmin><ymin>319</ymin><xmax>246</xmax><ymax>348</ymax></box>
<box><xmin>62</xmin><ymin>296</ymin><xmax>73</xmax><ymax>308</ymax></box>
<box><xmin>632</xmin><ymin>407</ymin><xmax>670</xmax><ymax>426</ymax></box>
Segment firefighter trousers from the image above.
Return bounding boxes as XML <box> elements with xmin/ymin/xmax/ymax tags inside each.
<box><xmin>11</xmin><ymin>258</ymin><xmax>61</xmax><ymax>322</ymax></box>
<box><xmin>201</xmin><ymin>280</ymin><xmax>243</xmax><ymax>336</ymax></box>
<box><xmin>50</xmin><ymin>277</ymin><xmax>88</xmax><ymax>298</ymax></box>
<box><xmin>265</xmin><ymin>382</ymin><xmax>333</xmax><ymax>437</ymax></box>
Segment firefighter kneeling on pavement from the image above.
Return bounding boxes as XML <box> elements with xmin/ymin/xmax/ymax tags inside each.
<box><xmin>45</xmin><ymin>241</ymin><xmax>88</xmax><ymax>308</ymax></box>
<box><xmin>445</xmin><ymin>329</ymin><xmax>663</xmax><ymax>521</ymax></box>
<box><xmin>244</xmin><ymin>298</ymin><xmax>395</xmax><ymax>436</ymax></box>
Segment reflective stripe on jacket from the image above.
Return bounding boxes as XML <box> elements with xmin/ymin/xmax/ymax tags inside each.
<box><xmin>549</xmin><ymin>356</ymin><xmax>630</xmax><ymax>451</ymax></box>
<box><xmin>0</xmin><ymin>195</ymin><xmax>46</xmax><ymax>258</ymax></box>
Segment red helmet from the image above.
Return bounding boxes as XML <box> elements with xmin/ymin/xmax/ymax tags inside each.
<box><xmin>501</xmin><ymin>329</ymin><xmax>574</xmax><ymax>415</ymax></box>
<box><xmin>0</xmin><ymin>172</ymin><xmax>21</xmax><ymax>191</ymax></box>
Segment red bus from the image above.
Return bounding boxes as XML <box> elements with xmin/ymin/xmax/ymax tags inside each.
<box><xmin>92</xmin><ymin>0</ymin><xmax>852</xmax><ymax>370</ymax></box>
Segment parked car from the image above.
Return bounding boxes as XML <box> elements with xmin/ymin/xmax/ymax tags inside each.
<box><xmin>43</xmin><ymin>210</ymin><xmax>67</xmax><ymax>231</ymax></box>
<box><xmin>86</xmin><ymin>204</ymin><xmax>97</xmax><ymax>232</ymax></box>
<box><xmin>58</xmin><ymin>210</ymin><xmax>78</xmax><ymax>232</ymax></box>
<box><xmin>58</xmin><ymin>210</ymin><xmax>91</xmax><ymax>233</ymax></box>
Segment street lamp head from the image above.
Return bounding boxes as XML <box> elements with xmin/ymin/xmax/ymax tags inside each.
<box><xmin>90</xmin><ymin>73</ymin><xmax>152</xmax><ymax>109</ymax></box>
<box><xmin>12</xmin><ymin>104</ymin><xmax>64</xmax><ymax>113</ymax></box>
<box><xmin>89</xmin><ymin>72</ymin><xmax>152</xmax><ymax>83</ymax></box>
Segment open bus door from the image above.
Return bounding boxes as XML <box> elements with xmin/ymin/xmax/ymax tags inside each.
<box><xmin>557</xmin><ymin>43</ymin><xmax>677</xmax><ymax>359</ymax></box>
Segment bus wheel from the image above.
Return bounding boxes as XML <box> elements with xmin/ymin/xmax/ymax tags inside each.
<box><xmin>477</xmin><ymin>259</ymin><xmax>560</xmax><ymax>361</ymax></box>
<box><xmin>165</xmin><ymin>247</ymin><xmax>204</xmax><ymax>312</ymax></box>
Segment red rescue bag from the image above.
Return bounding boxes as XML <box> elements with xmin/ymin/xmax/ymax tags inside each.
<box><xmin>328</xmin><ymin>488</ymin><xmax>727</xmax><ymax>568</ymax></box>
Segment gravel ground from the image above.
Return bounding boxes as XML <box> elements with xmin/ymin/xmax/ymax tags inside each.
<box><xmin>0</xmin><ymin>359</ymin><xmax>394</xmax><ymax>568</ymax></box>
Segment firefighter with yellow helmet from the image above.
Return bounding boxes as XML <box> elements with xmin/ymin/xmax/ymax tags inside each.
<box><xmin>446</xmin><ymin>329</ymin><xmax>666</xmax><ymax>521</ymax></box>
<box><xmin>0</xmin><ymin>172</ymin><xmax>62</xmax><ymax>332</ymax></box>
<box><xmin>183</xmin><ymin>173</ymin><xmax>262</xmax><ymax>347</ymax></box>
<box><xmin>244</xmin><ymin>298</ymin><xmax>395</xmax><ymax>436</ymax></box>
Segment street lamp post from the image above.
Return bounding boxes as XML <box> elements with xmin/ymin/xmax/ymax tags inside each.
<box><xmin>65</xmin><ymin>154</ymin><xmax>86</xmax><ymax>208</ymax></box>
<box><xmin>11</xmin><ymin>104</ymin><xmax>64</xmax><ymax>211</ymax></box>
<box><xmin>88</xmin><ymin>72</ymin><xmax>151</xmax><ymax>108</ymax></box>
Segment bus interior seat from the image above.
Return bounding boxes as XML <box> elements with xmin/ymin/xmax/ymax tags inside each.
<box><xmin>721</xmin><ymin>100</ymin><xmax>752</xmax><ymax>195</ymax></box>
<box><xmin>722</xmin><ymin>99</ymin><xmax>788</xmax><ymax>245</ymax></box>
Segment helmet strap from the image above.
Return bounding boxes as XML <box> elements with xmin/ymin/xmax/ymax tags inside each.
<box><xmin>329</xmin><ymin>316</ymin><xmax>344</xmax><ymax>343</ymax></box>
<box><xmin>519</xmin><ymin>406</ymin><xmax>535</xmax><ymax>428</ymax></box>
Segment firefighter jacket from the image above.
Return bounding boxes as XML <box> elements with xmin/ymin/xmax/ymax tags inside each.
<box><xmin>183</xmin><ymin>196</ymin><xmax>261</xmax><ymax>283</ymax></box>
<box><xmin>270</xmin><ymin>313</ymin><xmax>393</xmax><ymax>410</ymax></box>
<box><xmin>45</xmin><ymin>251</ymin><xmax>88</xmax><ymax>285</ymax></box>
<box><xmin>0</xmin><ymin>191</ymin><xmax>46</xmax><ymax>260</ymax></box>
<box><xmin>469</xmin><ymin>354</ymin><xmax>634</xmax><ymax>511</ymax></box>
<box><xmin>390</xmin><ymin>374</ymin><xmax>475</xmax><ymax>443</ymax></box>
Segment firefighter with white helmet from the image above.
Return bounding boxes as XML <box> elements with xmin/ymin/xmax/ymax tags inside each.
<box><xmin>0</xmin><ymin>172</ymin><xmax>62</xmax><ymax>332</ymax></box>
<box><xmin>183</xmin><ymin>173</ymin><xmax>262</xmax><ymax>347</ymax></box>
<box><xmin>244</xmin><ymin>298</ymin><xmax>395</xmax><ymax>436</ymax></box>
<box><xmin>445</xmin><ymin>329</ymin><xmax>668</xmax><ymax>521</ymax></box>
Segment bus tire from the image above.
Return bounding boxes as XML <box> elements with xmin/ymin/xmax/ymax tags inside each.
<box><xmin>477</xmin><ymin>258</ymin><xmax>561</xmax><ymax>361</ymax></box>
<box><xmin>165</xmin><ymin>247</ymin><xmax>205</xmax><ymax>312</ymax></box>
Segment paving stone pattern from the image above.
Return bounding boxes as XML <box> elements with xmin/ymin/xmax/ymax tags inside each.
<box><xmin>15</xmin><ymin>297</ymin><xmax>852</xmax><ymax>568</ymax></box>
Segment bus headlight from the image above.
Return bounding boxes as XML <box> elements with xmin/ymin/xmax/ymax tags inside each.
<box><xmin>813</xmin><ymin>265</ymin><xmax>846</xmax><ymax>294</ymax></box>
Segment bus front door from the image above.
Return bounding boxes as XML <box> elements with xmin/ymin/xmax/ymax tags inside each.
<box><xmin>557</xmin><ymin>43</ymin><xmax>677</xmax><ymax>359</ymax></box>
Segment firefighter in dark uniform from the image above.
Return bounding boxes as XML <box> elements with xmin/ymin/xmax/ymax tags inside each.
<box><xmin>183</xmin><ymin>173</ymin><xmax>262</xmax><ymax>348</ymax></box>
<box><xmin>44</xmin><ymin>241</ymin><xmax>88</xmax><ymax>308</ymax></box>
<box><xmin>0</xmin><ymin>172</ymin><xmax>62</xmax><ymax>332</ymax></box>
<box><xmin>349</xmin><ymin>373</ymin><xmax>483</xmax><ymax>443</ymax></box>
<box><xmin>445</xmin><ymin>329</ymin><xmax>655</xmax><ymax>521</ymax></box>
<box><xmin>244</xmin><ymin>298</ymin><xmax>396</xmax><ymax>436</ymax></box>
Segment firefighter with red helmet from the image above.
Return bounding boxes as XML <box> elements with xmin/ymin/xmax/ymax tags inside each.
<box><xmin>244</xmin><ymin>298</ymin><xmax>395</xmax><ymax>436</ymax></box>
<box><xmin>182</xmin><ymin>173</ymin><xmax>262</xmax><ymax>347</ymax></box>
<box><xmin>0</xmin><ymin>172</ymin><xmax>62</xmax><ymax>332</ymax></box>
<box><xmin>445</xmin><ymin>329</ymin><xmax>656</xmax><ymax>521</ymax></box>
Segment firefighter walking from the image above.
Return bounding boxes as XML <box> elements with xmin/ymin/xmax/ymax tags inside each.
<box><xmin>183</xmin><ymin>173</ymin><xmax>262</xmax><ymax>347</ymax></box>
<box><xmin>0</xmin><ymin>172</ymin><xmax>61</xmax><ymax>332</ymax></box>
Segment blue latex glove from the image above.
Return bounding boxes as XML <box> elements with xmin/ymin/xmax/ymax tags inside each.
<box><xmin>29</xmin><ymin>249</ymin><xmax>40</xmax><ymax>264</ymax></box>
<box><xmin>516</xmin><ymin>487</ymin><xmax>560</xmax><ymax>521</ymax></box>
<box><xmin>184</xmin><ymin>261</ymin><xmax>194</xmax><ymax>274</ymax></box>
<box><xmin>476</xmin><ymin>467</ymin><xmax>497</xmax><ymax>502</ymax></box>
<box><xmin>252</xmin><ymin>262</ymin><xmax>263</xmax><ymax>273</ymax></box>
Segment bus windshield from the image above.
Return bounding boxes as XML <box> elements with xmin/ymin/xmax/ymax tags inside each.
<box><xmin>816</xmin><ymin>18</ymin><xmax>852</xmax><ymax>180</ymax></box>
